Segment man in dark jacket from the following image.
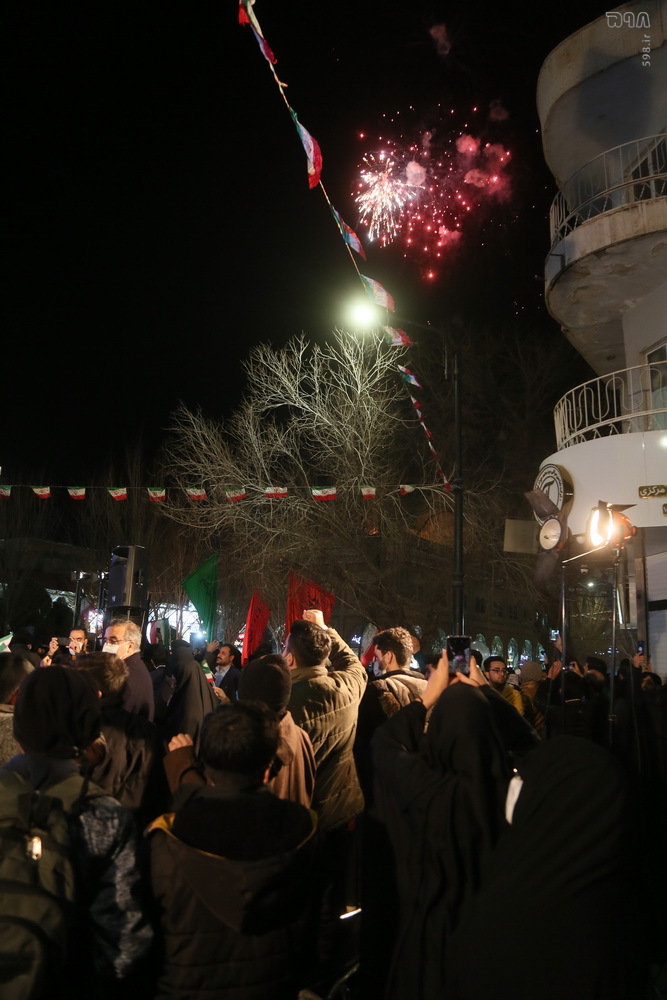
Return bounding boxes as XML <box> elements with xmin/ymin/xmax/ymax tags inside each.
<box><xmin>103</xmin><ymin>618</ymin><xmax>155</xmax><ymax>720</ymax></box>
<box><xmin>147</xmin><ymin>701</ymin><xmax>319</xmax><ymax>1000</ymax></box>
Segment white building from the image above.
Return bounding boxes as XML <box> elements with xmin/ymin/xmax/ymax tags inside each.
<box><xmin>534</xmin><ymin>1</ymin><xmax>667</xmax><ymax>671</ymax></box>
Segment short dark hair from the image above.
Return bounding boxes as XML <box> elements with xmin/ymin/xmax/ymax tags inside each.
<box><xmin>374</xmin><ymin>627</ymin><xmax>413</xmax><ymax>668</ymax></box>
<box><xmin>220</xmin><ymin>644</ymin><xmax>242</xmax><ymax>669</ymax></box>
<box><xmin>484</xmin><ymin>655</ymin><xmax>506</xmax><ymax>670</ymax></box>
<box><xmin>286</xmin><ymin>620</ymin><xmax>332</xmax><ymax>668</ymax></box>
<box><xmin>0</xmin><ymin>652</ymin><xmax>33</xmax><ymax>704</ymax></box>
<box><xmin>75</xmin><ymin>652</ymin><xmax>128</xmax><ymax>695</ymax></box>
<box><xmin>586</xmin><ymin>655</ymin><xmax>608</xmax><ymax>676</ymax></box>
<box><xmin>200</xmin><ymin>701</ymin><xmax>279</xmax><ymax>781</ymax></box>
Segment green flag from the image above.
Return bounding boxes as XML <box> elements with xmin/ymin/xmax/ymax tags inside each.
<box><xmin>182</xmin><ymin>554</ymin><xmax>218</xmax><ymax>641</ymax></box>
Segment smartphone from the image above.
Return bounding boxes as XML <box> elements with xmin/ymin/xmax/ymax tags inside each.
<box><xmin>446</xmin><ymin>635</ymin><xmax>472</xmax><ymax>676</ymax></box>
<box><xmin>550</xmin><ymin>629</ymin><xmax>559</xmax><ymax>641</ymax></box>
<box><xmin>637</xmin><ymin>641</ymin><xmax>645</xmax><ymax>654</ymax></box>
<box><xmin>57</xmin><ymin>637</ymin><xmax>69</xmax><ymax>646</ymax></box>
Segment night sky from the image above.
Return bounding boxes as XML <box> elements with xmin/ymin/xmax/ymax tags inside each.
<box><xmin>5</xmin><ymin>0</ymin><xmax>607</xmax><ymax>483</ymax></box>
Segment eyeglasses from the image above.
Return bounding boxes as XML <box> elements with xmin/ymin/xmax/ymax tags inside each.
<box><xmin>489</xmin><ymin>667</ymin><xmax>508</xmax><ymax>675</ymax></box>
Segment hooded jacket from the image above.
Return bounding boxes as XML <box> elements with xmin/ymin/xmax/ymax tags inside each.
<box><xmin>147</xmin><ymin>784</ymin><xmax>319</xmax><ymax>1000</ymax></box>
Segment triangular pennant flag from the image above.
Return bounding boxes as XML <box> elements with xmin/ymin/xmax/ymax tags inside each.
<box><xmin>311</xmin><ymin>487</ymin><xmax>337</xmax><ymax>501</ymax></box>
<box><xmin>331</xmin><ymin>206</ymin><xmax>366</xmax><ymax>259</ymax></box>
<box><xmin>383</xmin><ymin>326</ymin><xmax>413</xmax><ymax>347</ymax></box>
<box><xmin>289</xmin><ymin>110</ymin><xmax>323</xmax><ymax>188</ymax></box>
<box><xmin>186</xmin><ymin>488</ymin><xmax>207</xmax><ymax>500</ymax></box>
<box><xmin>67</xmin><ymin>487</ymin><xmax>86</xmax><ymax>499</ymax></box>
<box><xmin>32</xmin><ymin>487</ymin><xmax>51</xmax><ymax>499</ymax></box>
<box><xmin>264</xmin><ymin>487</ymin><xmax>288</xmax><ymax>499</ymax></box>
<box><xmin>397</xmin><ymin>365</ymin><xmax>422</xmax><ymax>388</ymax></box>
<box><xmin>0</xmin><ymin>486</ymin><xmax>11</xmax><ymax>498</ymax></box>
<box><xmin>360</xmin><ymin>486</ymin><xmax>377</xmax><ymax>499</ymax></box>
<box><xmin>0</xmin><ymin>633</ymin><xmax>12</xmax><ymax>652</ymax></box>
<box><xmin>360</xmin><ymin>274</ymin><xmax>395</xmax><ymax>311</ymax></box>
<box><xmin>238</xmin><ymin>0</ymin><xmax>277</xmax><ymax>64</ymax></box>
<box><xmin>399</xmin><ymin>484</ymin><xmax>416</xmax><ymax>496</ymax></box>
<box><xmin>107</xmin><ymin>488</ymin><xmax>128</xmax><ymax>501</ymax></box>
<box><xmin>226</xmin><ymin>489</ymin><xmax>248</xmax><ymax>502</ymax></box>
<box><xmin>147</xmin><ymin>488</ymin><xmax>166</xmax><ymax>502</ymax></box>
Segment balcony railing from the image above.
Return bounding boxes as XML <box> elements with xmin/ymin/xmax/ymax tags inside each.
<box><xmin>554</xmin><ymin>361</ymin><xmax>667</xmax><ymax>449</ymax></box>
<box><xmin>549</xmin><ymin>134</ymin><xmax>667</xmax><ymax>248</ymax></box>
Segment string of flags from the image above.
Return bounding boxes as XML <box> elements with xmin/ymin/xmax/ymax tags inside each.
<box><xmin>238</xmin><ymin>0</ymin><xmax>448</xmax><ymax>489</ymax></box>
<box><xmin>0</xmin><ymin>484</ymin><xmax>430</xmax><ymax>502</ymax></box>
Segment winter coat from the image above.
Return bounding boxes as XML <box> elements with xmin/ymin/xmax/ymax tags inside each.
<box><xmin>287</xmin><ymin>628</ymin><xmax>367</xmax><ymax>831</ymax></box>
<box><xmin>121</xmin><ymin>651</ymin><xmax>155</xmax><ymax>721</ymax></box>
<box><xmin>147</xmin><ymin>784</ymin><xmax>319</xmax><ymax>1000</ymax></box>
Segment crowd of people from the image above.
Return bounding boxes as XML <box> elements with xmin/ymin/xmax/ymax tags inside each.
<box><xmin>0</xmin><ymin>617</ymin><xmax>665</xmax><ymax>1000</ymax></box>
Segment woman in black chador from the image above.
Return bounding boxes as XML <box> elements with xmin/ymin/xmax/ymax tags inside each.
<box><xmin>446</xmin><ymin>735</ymin><xmax>645</xmax><ymax>1000</ymax></box>
<box><xmin>371</xmin><ymin>670</ymin><xmax>511</xmax><ymax>1000</ymax></box>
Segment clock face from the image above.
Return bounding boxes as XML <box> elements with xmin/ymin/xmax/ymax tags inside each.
<box><xmin>539</xmin><ymin>517</ymin><xmax>562</xmax><ymax>551</ymax></box>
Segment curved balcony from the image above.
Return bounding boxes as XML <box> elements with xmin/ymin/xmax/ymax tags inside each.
<box><xmin>554</xmin><ymin>361</ymin><xmax>667</xmax><ymax>449</ymax></box>
<box><xmin>549</xmin><ymin>134</ymin><xmax>667</xmax><ymax>248</ymax></box>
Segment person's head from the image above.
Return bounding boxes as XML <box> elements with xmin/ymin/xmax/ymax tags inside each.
<box><xmin>200</xmin><ymin>701</ymin><xmax>279</xmax><ymax>789</ymax></box>
<box><xmin>484</xmin><ymin>655</ymin><xmax>508</xmax><ymax>691</ymax></box>
<box><xmin>68</xmin><ymin>628</ymin><xmax>88</xmax><ymax>656</ymax></box>
<box><xmin>239</xmin><ymin>654</ymin><xmax>292</xmax><ymax>714</ymax></box>
<box><xmin>0</xmin><ymin>652</ymin><xmax>34</xmax><ymax>705</ymax></box>
<box><xmin>284</xmin><ymin>620</ymin><xmax>332</xmax><ymax>670</ymax></box>
<box><xmin>75</xmin><ymin>651</ymin><xmax>128</xmax><ymax>697</ymax></box>
<box><xmin>10</xmin><ymin>629</ymin><xmax>33</xmax><ymax>650</ymax></box>
<box><xmin>373</xmin><ymin>627</ymin><xmax>414</xmax><ymax>672</ymax></box>
<box><xmin>103</xmin><ymin>618</ymin><xmax>142</xmax><ymax>660</ymax></box>
<box><xmin>519</xmin><ymin>660</ymin><xmax>543</xmax><ymax>699</ymax></box>
<box><xmin>13</xmin><ymin>666</ymin><xmax>101</xmax><ymax>758</ymax></box>
<box><xmin>216</xmin><ymin>644</ymin><xmax>242</xmax><ymax>670</ymax></box>
<box><xmin>584</xmin><ymin>655</ymin><xmax>608</xmax><ymax>683</ymax></box>
<box><xmin>641</xmin><ymin>671</ymin><xmax>662</xmax><ymax>692</ymax></box>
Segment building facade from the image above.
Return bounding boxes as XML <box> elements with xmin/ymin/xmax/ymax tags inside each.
<box><xmin>534</xmin><ymin>1</ymin><xmax>667</xmax><ymax>672</ymax></box>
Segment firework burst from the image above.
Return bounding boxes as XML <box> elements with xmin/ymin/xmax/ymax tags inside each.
<box><xmin>354</xmin><ymin>107</ymin><xmax>511</xmax><ymax>276</ymax></box>
<box><xmin>356</xmin><ymin>153</ymin><xmax>418</xmax><ymax>244</ymax></box>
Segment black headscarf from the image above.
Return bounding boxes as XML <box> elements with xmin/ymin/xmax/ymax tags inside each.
<box><xmin>372</xmin><ymin>684</ymin><xmax>511</xmax><ymax>1000</ymax></box>
<box><xmin>13</xmin><ymin>666</ymin><xmax>101</xmax><ymax>759</ymax></box>
<box><xmin>159</xmin><ymin>650</ymin><xmax>218</xmax><ymax>752</ymax></box>
<box><xmin>446</xmin><ymin>736</ymin><xmax>638</xmax><ymax>1000</ymax></box>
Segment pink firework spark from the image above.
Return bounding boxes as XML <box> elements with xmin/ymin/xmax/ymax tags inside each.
<box><xmin>354</xmin><ymin>108</ymin><xmax>511</xmax><ymax>277</ymax></box>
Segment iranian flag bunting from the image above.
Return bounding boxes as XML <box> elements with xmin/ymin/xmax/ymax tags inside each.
<box><xmin>225</xmin><ymin>489</ymin><xmax>247</xmax><ymax>502</ymax></box>
<box><xmin>186</xmin><ymin>488</ymin><xmax>207</xmax><ymax>501</ymax></box>
<box><xmin>107</xmin><ymin>488</ymin><xmax>128</xmax><ymax>501</ymax></box>
<box><xmin>289</xmin><ymin>110</ymin><xmax>323</xmax><ymax>189</ymax></box>
<box><xmin>360</xmin><ymin>274</ymin><xmax>395</xmax><ymax>312</ymax></box>
<box><xmin>311</xmin><ymin>487</ymin><xmax>336</xmax><ymax>501</ymax></box>
<box><xmin>383</xmin><ymin>326</ymin><xmax>413</xmax><ymax>347</ymax></box>
<box><xmin>67</xmin><ymin>487</ymin><xmax>86</xmax><ymax>499</ymax></box>
<box><xmin>32</xmin><ymin>487</ymin><xmax>51</xmax><ymax>499</ymax></box>
<box><xmin>360</xmin><ymin>486</ymin><xmax>377</xmax><ymax>499</ymax></box>
<box><xmin>147</xmin><ymin>488</ymin><xmax>166</xmax><ymax>502</ymax></box>
<box><xmin>0</xmin><ymin>486</ymin><xmax>11</xmax><ymax>498</ymax></box>
<box><xmin>397</xmin><ymin>366</ymin><xmax>422</xmax><ymax>389</ymax></box>
<box><xmin>399</xmin><ymin>485</ymin><xmax>416</xmax><ymax>496</ymax></box>
<box><xmin>264</xmin><ymin>487</ymin><xmax>288</xmax><ymax>499</ymax></box>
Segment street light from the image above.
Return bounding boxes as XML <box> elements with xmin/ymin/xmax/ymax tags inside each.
<box><xmin>348</xmin><ymin>301</ymin><xmax>464</xmax><ymax>633</ymax></box>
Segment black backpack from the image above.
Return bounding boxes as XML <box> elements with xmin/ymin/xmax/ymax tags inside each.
<box><xmin>0</xmin><ymin>770</ymin><xmax>104</xmax><ymax>1000</ymax></box>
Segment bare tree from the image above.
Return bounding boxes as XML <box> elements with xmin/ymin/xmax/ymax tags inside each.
<box><xmin>161</xmin><ymin>331</ymin><xmax>461</xmax><ymax>632</ymax></box>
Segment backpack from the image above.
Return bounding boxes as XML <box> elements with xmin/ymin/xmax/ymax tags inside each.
<box><xmin>0</xmin><ymin>770</ymin><xmax>104</xmax><ymax>1000</ymax></box>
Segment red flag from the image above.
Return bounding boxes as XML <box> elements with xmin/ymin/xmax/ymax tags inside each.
<box><xmin>285</xmin><ymin>572</ymin><xmax>335</xmax><ymax>636</ymax></box>
<box><xmin>311</xmin><ymin>487</ymin><xmax>336</xmax><ymax>501</ymax></box>
<box><xmin>241</xmin><ymin>590</ymin><xmax>271</xmax><ymax>665</ymax></box>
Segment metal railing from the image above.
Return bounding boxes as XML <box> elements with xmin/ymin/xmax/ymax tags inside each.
<box><xmin>554</xmin><ymin>361</ymin><xmax>667</xmax><ymax>449</ymax></box>
<box><xmin>549</xmin><ymin>134</ymin><xmax>667</xmax><ymax>247</ymax></box>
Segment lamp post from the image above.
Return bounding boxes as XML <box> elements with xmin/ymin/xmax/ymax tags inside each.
<box><xmin>349</xmin><ymin>303</ymin><xmax>464</xmax><ymax>633</ymax></box>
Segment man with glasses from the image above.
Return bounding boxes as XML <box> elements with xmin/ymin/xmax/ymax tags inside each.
<box><xmin>483</xmin><ymin>655</ymin><xmax>524</xmax><ymax>715</ymax></box>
